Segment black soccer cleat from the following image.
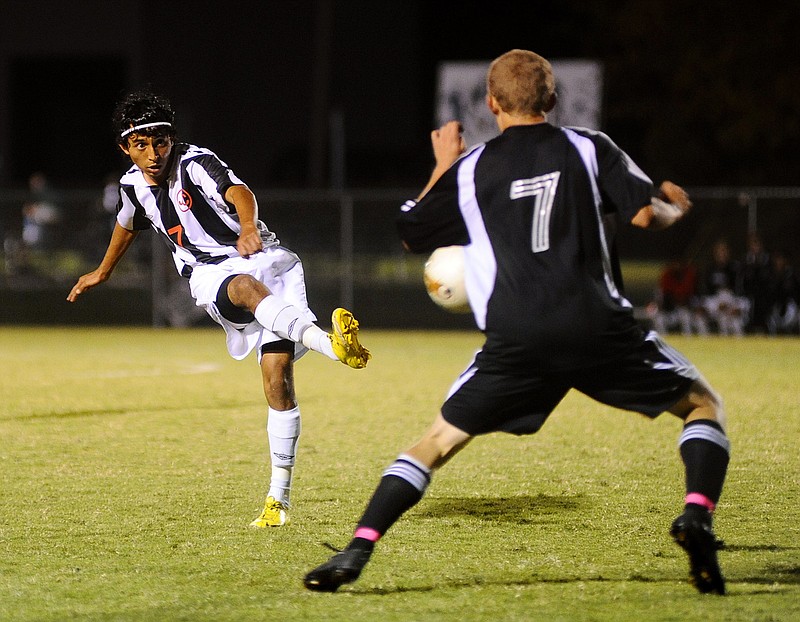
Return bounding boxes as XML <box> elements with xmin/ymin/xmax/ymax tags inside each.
<box><xmin>304</xmin><ymin>546</ymin><xmax>372</xmax><ymax>592</ymax></box>
<box><xmin>670</xmin><ymin>511</ymin><xmax>726</xmax><ymax>595</ymax></box>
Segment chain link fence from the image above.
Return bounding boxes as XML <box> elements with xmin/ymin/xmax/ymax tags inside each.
<box><xmin>1</xmin><ymin>186</ymin><xmax>798</xmax><ymax>330</ymax></box>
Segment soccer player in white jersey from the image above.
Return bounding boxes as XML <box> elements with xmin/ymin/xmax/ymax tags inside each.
<box><xmin>304</xmin><ymin>50</ymin><xmax>730</xmax><ymax>594</ymax></box>
<box><xmin>68</xmin><ymin>91</ymin><xmax>370</xmax><ymax>528</ymax></box>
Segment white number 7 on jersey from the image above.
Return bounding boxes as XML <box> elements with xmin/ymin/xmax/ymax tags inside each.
<box><xmin>509</xmin><ymin>171</ymin><xmax>561</xmax><ymax>252</ymax></box>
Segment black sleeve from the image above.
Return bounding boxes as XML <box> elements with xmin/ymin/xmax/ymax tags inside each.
<box><xmin>592</xmin><ymin>132</ymin><xmax>655</xmax><ymax>222</ymax></box>
<box><xmin>396</xmin><ymin>165</ymin><xmax>471</xmax><ymax>254</ymax></box>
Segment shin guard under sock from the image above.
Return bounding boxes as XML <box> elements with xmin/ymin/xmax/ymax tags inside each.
<box><xmin>679</xmin><ymin>420</ymin><xmax>730</xmax><ymax>511</ymax></box>
<box><xmin>354</xmin><ymin>454</ymin><xmax>431</xmax><ymax>541</ymax></box>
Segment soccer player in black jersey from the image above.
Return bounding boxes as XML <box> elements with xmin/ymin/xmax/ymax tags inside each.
<box><xmin>68</xmin><ymin>91</ymin><xmax>370</xmax><ymax>528</ymax></box>
<box><xmin>304</xmin><ymin>50</ymin><xmax>729</xmax><ymax>594</ymax></box>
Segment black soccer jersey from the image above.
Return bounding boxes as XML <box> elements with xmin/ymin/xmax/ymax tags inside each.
<box><xmin>117</xmin><ymin>143</ymin><xmax>278</xmax><ymax>278</ymax></box>
<box><xmin>398</xmin><ymin>123</ymin><xmax>655</xmax><ymax>371</ymax></box>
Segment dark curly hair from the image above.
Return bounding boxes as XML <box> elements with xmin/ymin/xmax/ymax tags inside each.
<box><xmin>113</xmin><ymin>90</ymin><xmax>177</xmax><ymax>146</ymax></box>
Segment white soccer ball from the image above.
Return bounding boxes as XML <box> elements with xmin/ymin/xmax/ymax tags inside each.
<box><xmin>423</xmin><ymin>246</ymin><xmax>471</xmax><ymax>314</ymax></box>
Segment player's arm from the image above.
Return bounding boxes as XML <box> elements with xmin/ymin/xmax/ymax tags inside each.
<box><xmin>67</xmin><ymin>223</ymin><xmax>138</xmax><ymax>302</ymax></box>
<box><xmin>416</xmin><ymin>121</ymin><xmax>466</xmax><ymax>201</ymax></box>
<box><xmin>225</xmin><ymin>184</ymin><xmax>263</xmax><ymax>258</ymax></box>
<box><xmin>631</xmin><ymin>181</ymin><xmax>692</xmax><ymax>231</ymax></box>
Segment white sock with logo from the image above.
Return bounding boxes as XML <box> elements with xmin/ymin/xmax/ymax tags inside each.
<box><xmin>253</xmin><ymin>295</ymin><xmax>335</xmax><ymax>359</ymax></box>
<box><xmin>266</xmin><ymin>406</ymin><xmax>301</xmax><ymax>505</ymax></box>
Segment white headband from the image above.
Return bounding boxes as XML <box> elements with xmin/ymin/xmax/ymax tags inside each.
<box><xmin>120</xmin><ymin>122</ymin><xmax>172</xmax><ymax>138</ymax></box>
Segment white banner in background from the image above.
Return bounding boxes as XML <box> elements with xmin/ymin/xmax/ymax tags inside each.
<box><xmin>436</xmin><ymin>59</ymin><xmax>603</xmax><ymax>148</ymax></box>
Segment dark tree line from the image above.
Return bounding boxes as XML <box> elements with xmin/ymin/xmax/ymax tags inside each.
<box><xmin>421</xmin><ymin>0</ymin><xmax>800</xmax><ymax>186</ymax></box>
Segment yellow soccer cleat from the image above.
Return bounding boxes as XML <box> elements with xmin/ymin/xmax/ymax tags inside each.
<box><xmin>250</xmin><ymin>496</ymin><xmax>290</xmax><ymax>528</ymax></box>
<box><xmin>330</xmin><ymin>308</ymin><xmax>371</xmax><ymax>369</ymax></box>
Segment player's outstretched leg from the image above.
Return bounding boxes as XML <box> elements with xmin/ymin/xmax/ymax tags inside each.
<box><xmin>670</xmin><ymin>508</ymin><xmax>725</xmax><ymax>595</ymax></box>
<box><xmin>329</xmin><ymin>308</ymin><xmax>371</xmax><ymax>369</ymax></box>
<box><xmin>253</xmin><ymin>296</ymin><xmax>370</xmax><ymax>367</ymax></box>
<box><xmin>304</xmin><ymin>544</ymin><xmax>373</xmax><ymax>592</ymax></box>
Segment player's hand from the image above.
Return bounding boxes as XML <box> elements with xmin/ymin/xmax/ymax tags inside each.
<box><xmin>67</xmin><ymin>270</ymin><xmax>107</xmax><ymax>302</ymax></box>
<box><xmin>659</xmin><ymin>181</ymin><xmax>692</xmax><ymax>215</ymax></box>
<box><xmin>415</xmin><ymin>121</ymin><xmax>467</xmax><ymax>201</ymax></box>
<box><xmin>431</xmin><ymin>121</ymin><xmax>466</xmax><ymax>170</ymax></box>
<box><xmin>237</xmin><ymin>224</ymin><xmax>263</xmax><ymax>258</ymax></box>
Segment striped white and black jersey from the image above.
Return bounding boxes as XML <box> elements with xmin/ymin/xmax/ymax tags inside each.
<box><xmin>398</xmin><ymin>123</ymin><xmax>655</xmax><ymax>371</ymax></box>
<box><xmin>117</xmin><ymin>143</ymin><xmax>278</xmax><ymax>278</ymax></box>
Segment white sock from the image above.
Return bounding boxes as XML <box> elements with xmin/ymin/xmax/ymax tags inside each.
<box><xmin>253</xmin><ymin>295</ymin><xmax>336</xmax><ymax>359</ymax></box>
<box><xmin>253</xmin><ymin>295</ymin><xmax>314</xmax><ymax>344</ymax></box>
<box><xmin>266</xmin><ymin>406</ymin><xmax>301</xmax><ymax>505</ymax></box>
<box><xmin>268</xmin><ymin>466</ymin><xmax>293</xmax><ymax>506</ymax></box>
<box><xmin>301</xmin><ymin>325</ymin><xmax>336</xmax><ymax>360</ymax></box>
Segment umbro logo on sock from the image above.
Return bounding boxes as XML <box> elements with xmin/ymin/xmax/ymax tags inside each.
<box><xmin>287</xmin><ymin>318</ymin><xmax>297</xmax><ymax>337</ymax></box>
<box><xmin>273</xmin><ymin>453</ymin><xmax>294</xmax><ymax>461</ymax></box>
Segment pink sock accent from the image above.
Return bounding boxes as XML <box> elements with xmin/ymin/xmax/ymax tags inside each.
<box><xmin>685</xmin><ymin>492</ymin><xmax>716</xmax><ymax>512</ymax></box>
<box><xmin>354</xmin><ymin>527</ymin><xmax>382</xmax><ymax>542</ymax></box>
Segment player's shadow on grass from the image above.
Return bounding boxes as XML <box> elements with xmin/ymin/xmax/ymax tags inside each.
<box><xmin>12</xmin><ymin>407</ymin><xmax>170</xmax><ymax>420</ymax></box>
<box><xmin>344</xmin><ymin>501</ymin><xmax>800</xmax><ymax>596</ymax></box>
<box><xmin>353</xmin><ymin>575</ymin><xmax>648</xmax><ymax>596</ymax></box>
<box><xmin>415</xmin><ymin>494</ymin><xmax>585</xmax><ymax>524</ymax></box>
<box><xmin>722</xmin><ymin>545</ymin><xmax>800</xmax><ymax>589</ymax></box>
<box><xmin>734</xmin><ymin>570</ymin><xmax>800</xmax><ymax>588</ymax></box>
<box><xmin>351</xmin><ymin>566</ymin><xmax>800</xmax><ymax>597</ymax></box>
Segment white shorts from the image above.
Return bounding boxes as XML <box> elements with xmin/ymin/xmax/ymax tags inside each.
<box><xmin>189</xmin><ymin>246</ymin><xmax>316</xmax><ymax>362</ymax></box>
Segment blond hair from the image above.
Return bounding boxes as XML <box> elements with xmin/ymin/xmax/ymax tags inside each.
<box><xmin>487</xmin><ymin>50</ymin><xmax>556</xmax><ymax>116</ymax></box>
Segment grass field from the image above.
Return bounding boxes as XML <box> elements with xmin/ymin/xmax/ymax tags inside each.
<box><xmin>1</xmin><ymin>327</ymin><xmax>799</xmax><ymax>621</ymax></box>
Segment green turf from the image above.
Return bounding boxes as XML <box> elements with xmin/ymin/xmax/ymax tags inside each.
<box><xmin>1</xmin><ymin>327</ymin><xmax>798</xmax><ymax>621</ymax></box>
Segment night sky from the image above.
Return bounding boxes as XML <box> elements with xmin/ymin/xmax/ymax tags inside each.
<box><xmin>2</xmin><ymin>0</ymin><xmax>799</xmax><ymax>189</ymax></box>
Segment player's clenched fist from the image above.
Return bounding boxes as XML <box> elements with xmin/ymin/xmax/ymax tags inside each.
<box><xmin>659</xmin><ymin>180</ymin><xmax>692</xmax><ymax>214</ymax></box>
<box><xmin>430</xmin><ymin>121</ymin><xmax>466</xmax><ymax>170</ymax></box>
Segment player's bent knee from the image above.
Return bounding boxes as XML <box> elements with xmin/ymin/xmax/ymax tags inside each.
<box><xmin>707</xmin><ymin>390</ymin><xmax>727</xmax><ymax>430</ymax></box>
<box><xmin>227</xmin><ymin>274</ymin><xmax>271</xmax><ymax>310</ymax></box>
<box><xmin>411</xmin><ymin>416</ymin><xmax>472</xmax><ymax>469</ymax></box>
<box><xmin>696</xmin><ymin>380</ymin><xmax>725</xmax><ymax>417</ymax></box>
<box><xmin>678</xmin><ymin>379</ymin><xmax>727</xmax><ymax>431</ymax></box>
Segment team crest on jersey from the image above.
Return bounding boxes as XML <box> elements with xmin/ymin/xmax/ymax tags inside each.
<box><xmin>177</xmin><ymin>189</ymin><xmax>193</xmax><ymax>211</ymax></box>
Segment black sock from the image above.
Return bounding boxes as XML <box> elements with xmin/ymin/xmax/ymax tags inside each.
<box><xmin>356</xmin><ymin>474</ymin><xmax>427</xmax><ymax>537</ymax></box>
<box><xmin>679</xmin><ymin>420</ymin><xmax>730</xmax><ymax>506</ymax></box>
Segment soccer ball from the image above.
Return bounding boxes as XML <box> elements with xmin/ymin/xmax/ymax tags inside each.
<box><xmin>423</xmin><ymin>246</ymin><xmax>470</xmax><ymax>314</ymax></box>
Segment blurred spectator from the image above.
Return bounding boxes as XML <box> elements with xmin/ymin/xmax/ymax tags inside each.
<box><xmin>647</xmin><ymin>257</ymin><xmax>708</xmax><ymax>335</ymax></box>
<box><xmin>83</xmin><ymin>173</ymin><xmax>123</xmax><ymax>263</ymax></box>
<box><xmin>21</xmin><ymin>172</ymin><xmax>62</xmax><ymax>250</ymax></box>
<box><xmin>765</xmin><ymin>249</ymin><xmax>800</xmax><ymax>335</ymax></box>
<box><xmin>740</xmin><ymin>231</ymin><xmax>772</xmax><ymax>333</ymax></box>
<box><xmin>100</xmin><ymin>173</ymin><xmax>121</xmax><ymax>230</ymax></box>
<box><xmin>702</xmin><ymin>239</ymin><xmax>749</xmax><ymax>336</ymax></box>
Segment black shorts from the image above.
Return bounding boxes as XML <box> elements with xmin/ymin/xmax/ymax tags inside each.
<box><xmin>441</xmin><ymin>333</ymin><xmax>698</xmax><ymax>436</ymax></box>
